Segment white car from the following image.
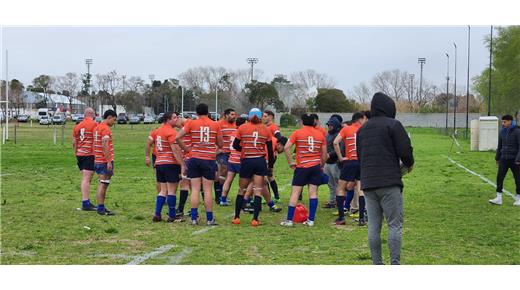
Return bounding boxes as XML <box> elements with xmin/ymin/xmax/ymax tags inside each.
<box><xmin>39</xmin><ymin>116</ymin><xmax>51</xmax><ymax>125</ymax></box>
<box><xmin>143</xmin><ymin>116</ymin><xmax>155</xmax><ymax>124</ymax></box>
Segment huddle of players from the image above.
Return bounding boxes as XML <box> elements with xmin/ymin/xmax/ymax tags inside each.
<box><xmin>73</xmin><ymin>104</ymin><xmax>369</xmax><ymax>227</ymax></box>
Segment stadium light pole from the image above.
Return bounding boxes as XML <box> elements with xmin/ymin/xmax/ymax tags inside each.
<box><xmin>2</xmin><ymin>49</ymin><xmax>9</xmax><ymax>143</ymax></box>
<box><xmin>465</xmin><ymin>26</ymin><xmax>471</xmax><ymax>139</ymax></box>
<box><xmin>247</xmin><ymin>57</ymin><xmax>259</xmax><ymax>82</ymax></box>
<box><xmin>85</xmin><ymin>58</ymin><xmax>93</xmax><ymax>107</ymax></box>
<box><xmin>181</xmin><ymin>86</ymin><xmax>184</xmax><ymax>115</ymax></box>
<box><xmin>453</xmin><ymin>42</ymin><xmax>458</xmax><ymax>133</ymax></box>
<box><xmin>445</xmin><ymin>53</ymin><xmax>450</xmax><ymax>133</ymax></box>
<box><xmin>409</xmin><ymin>74</ymin><xmax>415</xmax><ymax>103</ymax></box>
<box><xmin>149</xmin><ymin>74</ymin><xmax>155</xmax><ymax>110</ymax></box>
<box><xmin>487</xmin><ymin>25</ymin><xmax>493</xmax><ymax>116</ymax></box>
<box><xmin>418</xmin><ymin>58</ymin><xmax>426</xmax><ymax>106</ymax></box>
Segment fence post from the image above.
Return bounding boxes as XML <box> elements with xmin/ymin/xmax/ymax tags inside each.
<box><xmin>61</xmin><ymin>124</ymin><xmax>64</xmax><ymax>145</ymax></box>
<box><xmin>14</xmin><ymin>122</ymin><xmax>17</xmax><ymax>144</ymax></box>
<box><xmin>53</xmin><ymin>126</ymin><xmax>57</xmax><ymax>145</ymax></box>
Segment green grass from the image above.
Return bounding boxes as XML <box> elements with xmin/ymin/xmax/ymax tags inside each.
<box><xmin>1</xmin><ymin>123</ymin><xmax>519</xmax><ymax>264</ymax></box>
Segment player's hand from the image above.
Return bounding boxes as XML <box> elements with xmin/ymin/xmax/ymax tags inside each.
<box><xmin>107</xmin><ymin>162</ymin><xmax>113</xmax><ymax>171</ymax></box>
<box><xmin>289</xmin><ymin>162</ymin><xmax>296</xmax><ymax>170</ymax></box>
<box><xmin>181</xmin><ymin>166</ymin><xmax>187</xmax><ymax>177</ymax></box>
<box><xmin>496</xmin><ymin>160</ymin><xmax>500</xmax><ymax>166</ymax></box>
<box><xmin>145</xmin><ymin>157</ymin><xmax>151</xmax><ymax>167</ymax></box>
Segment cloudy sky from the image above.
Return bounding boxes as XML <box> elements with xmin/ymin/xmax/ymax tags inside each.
<box><xmin>1</xmin><ymin>26</ymin><xmax>491</xmax><ymax>94</ymax></box>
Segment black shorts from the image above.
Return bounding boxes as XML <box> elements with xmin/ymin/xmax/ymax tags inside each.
<box><xmin>77</xmin><ymin>155</ymin><xmax>95</xmax><ymax>171</ymax></box>
<box><xmin>216</xmin><ymin>153</ymin><xmax>229</xmax><ymax>166</ymax></box>
<box><xmin>152</xmin><ymin>154</ymin><xmax>157</xmax><ymax>169</ymax></box>
<box><xmin>292</xmin><ymin>165</ymin><xmax>322</xmax><ymax>186</ymax></box>
<box><xmin>187</xmin><ymin>158</ymin><xmax>217</xmax><ymax>180</ymax></box>
<box><xmin>340</xmin><ymin>160</ymin><xmax>360</xmax><ymax>182</ymax></box>
<box><xmin>156</xmin><ymin>164</ymin><xmax>181</xmax><ymax>183</ymax></box>
<box><xmin>239</xmin><ymin>157</ymin><xmax>268</xmax><ymax>179</ymax></box>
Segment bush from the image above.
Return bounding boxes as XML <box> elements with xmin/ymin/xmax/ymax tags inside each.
<box><xmin>280</xmin><ymin>113</ymin><xmax>297</xmax><ymax>127</ymax></box>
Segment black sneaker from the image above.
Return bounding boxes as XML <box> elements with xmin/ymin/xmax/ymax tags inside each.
<box><xmin>81</xmin><ymin>204</ymin><xmax>98</xmax><ymax>211</ymax></box>
<box><xmin>168</xmin><ymin>216</ymin><xmax>184</xmax><ymax>223</ymax></box>
<box><xmin>269</xmin><ymin>205</ymin><xmax>282</xmax><ymax>212</ymax></box>
<box><xmin>176</xmin><ymin>211</ymin><xmax>184</xmax><ymax>218</ymax></box>
<box><xmin>97</xmin><ymin>209</ymin><xmax>115</xmax><ymax>216</ymax></box>
<box><xmin>153</xmin><ymin>215</ymin><xmax>162</xmax><ymax>222</ymax></box>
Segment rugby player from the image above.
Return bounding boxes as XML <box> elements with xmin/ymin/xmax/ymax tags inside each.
<box><xmin>216</xmin><ymin>108</ymin><xmax>237</xmax><ymax>205</ymax></box>
<box><xmin>280</xmin><ymin>113</ymin><xmax>327</xmax><ymax>227</ymax></box>
<box><xmin>175</xmin><ymin>115</ymin><xmax>192</xmax><ymax>218</ymax></box>
<box><xmin>232</xmin><ymin>108</ymin><xmax>275</xmax><ymax>226</ymax></box>
<box><xmin>146</xmin><ymin>112</ymin><xmax>186</xmax><ymax>222</ymax></box>
<box><xmin>176</xmin><ymin>103</ymin><xmax>223</xmax><ymax>226</ymax></box>
<box><xmin>263</xmin><ymin>110</ymin><xmax>283</xmax><ymax>201</ymax></box>
<box><xmin>221</xmin><ymin>116</ymin><xmax>246</xmax><ymax>206</ymax></box>
<box><xmin>145</xmin><ymin>124</ymin><xmax>161</xmax><ymax>198</ymax></box>
<box><xmin>333</xmin><ymin>112</ymin><xmax>369</xmax><ymax>225</ymax></box>
<box><xmin>93</xmin><ymin>110</ymin><xmax>117</xmax><ymax>216</ymax></box>
<box><xmin>72</xmin><ymin>107</ymin><xmax>98</xmax><ymax>211</ymax></box>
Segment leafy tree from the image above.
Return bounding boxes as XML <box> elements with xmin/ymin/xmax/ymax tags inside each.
<box><xmin>315</xmin><ymin>88</ymin><xmax>358</xmax><ymax>112</ymax></box>
<box><xmin>244</xmin><ymin>81</ymin><xmax>282</xmax><ymax>110</ymax></box>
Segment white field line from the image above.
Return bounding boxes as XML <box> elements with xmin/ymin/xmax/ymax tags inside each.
<box><xmin>126</xmin><ymin>244</ymin><xmax>175</xmax><ymax>265</ymax></box>
<box><xmin>445</xmin><ymin>156</ymin><xmax>515</xmax><ymax>199</ymax></box>
<box><xmin>168</xmin><ymin>247</ymin><xmax>193</xmax><ymax>265</ymax></box>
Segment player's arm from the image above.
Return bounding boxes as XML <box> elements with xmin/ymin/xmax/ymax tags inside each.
<box><xmin>333</xmin><ymin>133</ymin><xmax>345</xmax><ymax>161</ymax></box>
<box><xmin>321</xmin><ymin>141</ymin><xmax>328</xmax><ymax>167</ymax></box>
<box><xmin>72</xmin><ymin>127</ymin><xmax>78</xmax><ymax>154</ymax></box>
<box><xmin>266</xmin><ymin>140</ymin><xmax>275</xmax><ymax>169</ymax></box>
<box><xmin>102</xmin><ymin>135</ymin><xmax>112</xmax><ymax>171</ymax></box>
<box><xmin>175</xmin><ymin>129</ymin><xmax>190</xmax><ymax>153</ymax></box>
<box><xmin>216</xmin><ymin>130</ymin><xmax>224</xmax><ymax>148</ymax></box>
<box><xmin>495</xmin><ymin>132</ymin><xmax>502</xmax><ymax>162</ymax></box>
<box><xmin>145</xmin><ymin>137</ymin><xmax>153</xmax><ymax>167</ymax></box>
<box><xmin>232</xmin><ymin>137</ymin><xmax>242</xmax><ymax>151</ymax></box>
<box><xmin>284</xmin><ymin>139</ymin><xmax>295</xmax><ymax>169</ymax></box>
<box><xmin>171</xmin><ymin>144</ymin><xmax>187</xmax><ymax>172</ymax></box>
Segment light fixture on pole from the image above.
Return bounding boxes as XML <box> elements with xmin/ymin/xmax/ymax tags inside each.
<box><xmin>246</xmin><ymin>57</ymin><xmax>259</xmax><ymax>82</ymax></box>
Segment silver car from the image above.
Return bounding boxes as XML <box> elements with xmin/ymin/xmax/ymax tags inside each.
<box><xmin>39</xmin><ymin>116</ymin><xmax>51</xmax><ymax>125</ymax></box>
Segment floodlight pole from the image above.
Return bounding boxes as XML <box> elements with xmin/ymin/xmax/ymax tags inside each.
<box><xmin>5</xmin><ymin>50</ymin><xmax>9</xmax><ymax>142</ymax></box>
<box><xmin>453</xmin><ymin>42</ymin><xmax>458</xmax><ymax>132</ymax></box>
<box><xmin>418</xmin><ymin>58</ymin><xmax>426</xmax><ymax>107</ymax></box>
<box><xmin>181</xmin><ymin>86</ymin><xmax>184</xmax><ymax>115</ymax></box>
<box><xmin>465</xmin><ymin>26</ymin><xmax>471</xmax><ymax>138</ymax></box>
<box><xmin>85</xmin><ymin>58</ymin><xmax>93</xmax><ymax>107</ymax></box>
<box><xmin>445</xmin><ymin>53</ymin><xmax>450</xmax><ymax>133</ymax></box>
<box><xmin>247</xmin><ymin>57</ymin><xmax>259</xmax><ymax>82</ymax></box>
<box><xmin>487</xmin><ymin>26</ymin><xmax>493</xmax><ymax>116</ymax></box>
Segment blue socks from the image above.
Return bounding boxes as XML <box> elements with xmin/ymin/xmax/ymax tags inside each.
<box><xmin>155</xmin><ymin>196</ymin><xmax>166</xmax><ymax>216</ymax></box>
<box><xmin>309</xmin><ymin>198</ymin><xmax>318</xmax><ymax>221</ymax></box>
<box><xmin>82</xmin><ymin>199</ymin><xmax>91</xmax><ymax>208</ymax></box>
<box><xmin>167</xmin><ymin>195</ymin><xmax>176</xmax><ymax>219</ymax></box>
<box><xmin>220</xmin><ymin>196</ymin><xmax>227</xmax><ymax>203</ymax></box>
<box><xmin>268</xmin><ymin>200</ymin><xmax>275</xmax><ymax>208</ymax></box>
<box><xmin>206</xmin><ymin>211</ymin><xmax>214</xmax><ymax>222</ymax></box>
<box><xmin>191</xmin><ymin>208</ymin><xmax>198</xmax><ymax>221</ymax></box>
<box><xmin>97</xmin><ymin>204</ymin><xmax>105</xmax><ymax>213</ymax></box>
<box><xmin>287</xmin><ymin>205</ymin><xmax>296</xmax><ymax>221</ymax></box>
<box><xmin>345</xmin><ymin>190</ymin><xmax>355</xmax><ymax>210</ymax></box>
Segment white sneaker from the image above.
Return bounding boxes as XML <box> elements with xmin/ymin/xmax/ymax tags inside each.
<box><xmin>303</xmin><ymin>220</ymin><xmax>314</xmax><ymax>227</ymax></box>
<box><xmin>489</xmin><ymin>194</ymin><xmax>503</xmax><ymax>205</ymax></box>
<box><xmin>280</xmin><ymin>220</ymin><xmax>294</xmax><ymax>227</ymax></box>
<box><xmin>514</xmin><ymin>195</ymin><xmax>520</xmax><ymax>206</ymax></box>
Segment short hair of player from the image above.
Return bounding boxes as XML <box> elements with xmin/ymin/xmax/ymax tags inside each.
<box><xmin>502</xmin><ymin>114</ymin><xmax>514</xmax><ymax>121</ymax></box>
<box><xmin>330</xmin><ymin>114</ymin><xmax>343</xmax><ymax>123</ymax></box>
<box><xmin>362</xmin><ymin>110</ymin><xmax>371</xmax><ymax>119</ymax></box>
<box><xmin>162</xmin><ymin>111</ymin><xmax>174</xmax><ymax>123</ymax></box>
<box><xmin>103</xmin><ymin>110</ymin><xmax>117</xmax><ymax>119</ymax></box>
<box><xmin>236</xmin><ymin>116</ymin><xmax>247</xmax><ymax>127</ymax></box>
<box><xmin>351</xmin><ymin>112</ymin><xmax>364</xmax><ymax>122</ymax></box>
<box><xmin>224</xmin><ymin>108</ymin><xmax>235</xmax><ymax>116</ymax></box>
<box><xmin>264</xmin><ymin>110</ymin><xmax>275</xmax><ymax>118</ymax></box>
<box><xmin>278</xmin><ymin>136</ymin><xmax>288</xmax><ymax>146</ymax></box>
<box><xmin>196</xmin><ymin>103</ymin><xmax>209</xmax><ymax>116</ymax></box>
<box><xmin>301</xmin><ymin>113</ymin><xmax>315</xmax><ymax>126</ymax></box>
<box><xmin>310</xmin><ymin>113</ymin><xmax>319</xmax><ymax>121</ymax></box>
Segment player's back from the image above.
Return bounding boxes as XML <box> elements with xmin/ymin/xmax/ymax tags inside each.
<box><xmin>291</xmin><ymin>126</ymin><xmax>325</xmax><ymax>168</ymax></box>
<box><xmin>154</xmin><ymin>124</ymin><xmax>178</xmax><ymax>165</ymax></box>
<box><xmin>93</xmin><ymin>122</ymin><xmax>114</xmax><ymax>164</ymax></box>
<box><xmin>339</xmin><ymin>123</ymin><xmax>361</xmax><ymax>160</ymax></box>
<box><xmin>73</xmin><ymin>117</ymin><xmax>97</xmax><ymax>156</ymax></box>
<box><xmin>218</xmin><ymin>119</ymin><xmax>236</xmax><ymax>154</ymax></box>
<box><xmin>237</xmin><ymin>122</ymin><xmax>272</xmax><ymax>159</ymax></box>
<box><xmin>184</xmin><ymin>115</ymin><xmax>220</xmax><ymax>160</ymax></box>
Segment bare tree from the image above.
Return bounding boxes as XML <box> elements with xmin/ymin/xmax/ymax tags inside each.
<box><xmin>290</xmin><ymin>69</ymin><xmax>336</xmax><ymax>107</ymax></box>
<box><xmin>55</xmin><ymin>72</ymin><xmax>81</xmax><ymax>113</ymax></box>
<box><xmin>352</xmin><ymin>81</ymin><xmax>373</xmax><ymax>104</ymax></box>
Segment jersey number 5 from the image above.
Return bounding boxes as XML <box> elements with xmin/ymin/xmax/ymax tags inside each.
<box><xmin>156</xmin><ymin>136</ymin><xmax>163</xmax><ymax>151</ymax></box>
<box><xmin>200</xmin><ymin>126</ymin><xmax>210</xmax><ymax>142</ymax></box>
<box><xmin>79</xmin><ymin>128</ymin><xmax>85</xmax><ymax>141</ymax></box>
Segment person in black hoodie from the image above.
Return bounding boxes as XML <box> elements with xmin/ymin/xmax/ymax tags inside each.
<box><xmin>356</xmin><ymin>92</ymin><xmax>414</xmax><ymax>265</ymax></box>
<box><xmin>489</xmin><ymin>114</ymin><xmax>520</xmax><ymax>206</ymax></box>
<box><xmin>323</xmin><ymin>116</ymin><xmax>343</xmax><ymax>208</ymax></box>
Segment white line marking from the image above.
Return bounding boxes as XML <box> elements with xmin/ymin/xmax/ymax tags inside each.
<box><xmin>168</xmin><ymin>248</ymin><xmax>193</xmax><ymax>264</ymax></box>
<box><xmin>446</xmin><ymin>156</ymin><xmax>514</xmax><ymax>198</ymax></box>
<box><xmin>191</xmin><ymin>227</ymin><xmax>212</xmax><ymax>236</ymax></box>
<box><xmin>126</xmin><ymin>244</ymin><xmax>175</xmax><ymax>265</ymax></box>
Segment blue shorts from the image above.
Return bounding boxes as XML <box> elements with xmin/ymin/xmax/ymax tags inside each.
<box><xmin>187</xmin><ymin>158</ymin><xmax>217</xmax><ymax>180</ymax></box>
<box><xmin>156</xmin><ymin>164</ymin><xmax>181</xmax><ymax>183</ymax></box>
<box><xmin>292</xmin><ymin>165</ymin><xmax>322</xmax><ymax>186</ymax></box>
<box><xmin>216</xmin><ymin>153</ymin><xmax>230</xmax><ymax>166</ymax></box>
<box><xmin>228</xmin><ymin>162</ymin><xmax>240</xmax><ymax>173</ymax></box>
<box><xmin>340</xmin><ymin>160</ymin><xmax>360</xmax><ymax>182</ymax></box>
<box><xmin>95</xmin><ymin>161</ymin><xmax>114</xmax><ymax>176</ymax></box>
<box><xmin>239</xmin><ymin>157</ymin><xmax>268</xmax><ymax>179</ymax></box>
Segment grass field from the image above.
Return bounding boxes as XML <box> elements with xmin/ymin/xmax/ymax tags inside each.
<box><xmin>1</xmin><ymin>122</ymin><xmax>519</xmax><ymax>265</ymax></box>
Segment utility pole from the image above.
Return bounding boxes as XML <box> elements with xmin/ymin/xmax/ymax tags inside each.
<box><xmin>122</xmin><ymin>75</ymin><xmax>126</xmax><ymax>92</ymax></box>
<box><xmin>466</xmin><ymin>26</ymin><xmax>471</xmax><ymax>138</ymax></box>
<box><xmin>246</xmin><ymin>57</ymin><xmax>259</xmax><ymax>82</ymax></box>
<box><xmin>181</xmin><ymin>86</ymin><xmax>184</xmax><ymax>115</ymax></box>
<box><xmin>445</xmin><ymin>53</ymin><xmax>450</xmax><ymax>133</ymax></box>
<box><xmin>418</xmin><ymin>58</ymin><xmax>426</xmax><ymax>107</ymax></box>
<box><xmin>5</xmin><ymin>50</ymin><xmax>9</xmax><ymax>142</ymax></box>
<box><xmin>85</xmin><ymin>58</ymin><xmax>93</xmax><ymax>107</ymax></box>
<box><xmin>409</xmin><ymin>74</ymin><xmax>415</xmax><ymax>103</ymax></box>
<box><xmin>487</xmin><ymin>26</ymin><xmax>493</xmax><ymax>116</ymax></box>
<box><xmin>453</xmin><ymin>43</ymin><xmax>458</xmax><ymax>132</ymax></box>
<box><xmin>149</xmin><ymin>74</ymin><xmax>155</xmax><ymax>111</ymax></box>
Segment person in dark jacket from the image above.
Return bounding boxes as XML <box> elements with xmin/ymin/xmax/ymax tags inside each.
<box><xmin>490</xmin><ymin>114</ymin><xmax>520</xmax><ymax>206</ymax></box>
<box><xmin>356</xmin><ymin>92</ymin><xmax>414</xmax><ymax>265</ymax></box>
<box><xmin>323</xmin><ymin>116</ymin><xmax>344</xmax><ymax>208</ymax></box>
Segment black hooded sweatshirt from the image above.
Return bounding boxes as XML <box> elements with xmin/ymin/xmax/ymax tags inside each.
<box><xmin>356</xmin><ymin>92</ymin><xmax>414</xmax><ymax>191</ymax></box>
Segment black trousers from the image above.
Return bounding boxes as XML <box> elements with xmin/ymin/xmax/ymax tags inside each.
<box><xmin>496</xmin><ymin>159</ymin><xmax>520</xmax><ymax>194</ymax></box>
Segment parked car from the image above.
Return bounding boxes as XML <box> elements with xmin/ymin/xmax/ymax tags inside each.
<box><xmin>39</xmin><ymin>116</ymin><xmax>51</xmax><ymax>125</ymax></box>
<box><xmin>95</xmin><ymin>116</ymin><xmax>102</xmax><ymax>123</ymax></box>
<box><xmin>71</xmin><ymin>114</ymin><xmax>81</xmax><ymax>122</ymax></box>
<box><xmin>117</xmin><ymin>113</ymin><xmax>128</xmax><ymax>124</ymax></box>
<box><xmin>157</xmin><ymin>113</ymin><xmax>165</xmax><ymax>123</ymax></box>
<box><xmin>137</xmin><ymin>113</ymin><xmax>145</xmax><ymax>121</ymax></box>
<box><xmin>17</xmin><ymin>114</ymin><xmax>30</xmax><ymax>123</ymax></box>
<box><xmin>129</xmin><ymin>115</ymin><xmax>141</xmax><ymax>124</ymax></box>
<box><xmin>143</xmin><ymin>115</ymin><xmax>155</xmax><ymax>124</ymax></box>
<box><xmin>52</xmin><ymin>115</ymin><xmax>66</xmax><ymax>125</ymax></box>
<box><xmin>75</xmin><ymin>114</ymin><xmax>84</xmax><ymax>124</ymax></box>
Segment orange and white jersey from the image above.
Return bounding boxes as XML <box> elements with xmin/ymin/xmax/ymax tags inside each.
<box><xmin>266</xmin><ymin>123</ymin><xmax>280</xmax><ymax>136</ymax></box>
<box><xmin>235</xmin><ymin>122</ymin><xmax>273</xmax><ymax>159</ymax></box>
<box><xmin>180</xmin><ymin>119</ymin><xmax>192</xmax><ymax>160</ymax></box>
<box><xmin>228</xmin><ymin>131</ymin><xmax>241</xmax><ymax>164</ymax></box>
<box><xmin>183</xmin><ymin>116</ymin><xmax>221</xmax><ymax>160</ymax></box>
<box><xmin>218</xmin><ymin>119</ymin><xmax>237</xmax><ymax>154</ymax></box>
<box><xmin>339</xmin><ymin>122</ymin><xmax>361</xmax><ymax>160</ymax></box>
<box><xmin>93</xmin><ymin>122</ymin><xmax>114</xmax><ymax>164</ymax></box>
<box><xmin>289</xmin><ymin>126</ymin><xmax>325</xmax><ymax>168</ymax></box>
<box><xmin>73</xmin><ymin>117</ymin><xmax>97</xmax><ymax>156</ymax></box>
<box><xmin>316</xmin><ymin>126</ymin><xmax>327</xmax><ymax>138</ymax></box>
<box><xmin>149</xmin><ymin>124</ymin><xmax>179</xmax><ymax>165</ymax></box>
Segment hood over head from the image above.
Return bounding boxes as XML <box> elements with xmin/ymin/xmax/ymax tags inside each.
<box><xmin>370</xmin><ymin>92</ymin><xmax>396</xmax><ymax>119</ymax></box>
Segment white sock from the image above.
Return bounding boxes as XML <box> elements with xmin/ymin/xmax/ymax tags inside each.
<box><xmin>496</xmin><ymin>192</ymin><xmax>503</xmax><ymax>198</ymax></box>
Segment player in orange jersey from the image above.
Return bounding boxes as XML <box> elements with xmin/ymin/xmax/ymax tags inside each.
<box><xmin>215</xmin><ymin>108</ymin><xmax>237</xmax><ymax>205</ymax></box>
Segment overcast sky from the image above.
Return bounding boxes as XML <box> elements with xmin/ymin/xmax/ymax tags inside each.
<box><xmin>1</xmin><ymin>26</ymin><xmax>491</xmax><ymax>94</ymax></box>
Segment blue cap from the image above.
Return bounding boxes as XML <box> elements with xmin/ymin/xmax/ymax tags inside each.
<box><xmin>248</xmin><ymin>108</ymin><xmax>262</xmax><ymax>120</ymax></box>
